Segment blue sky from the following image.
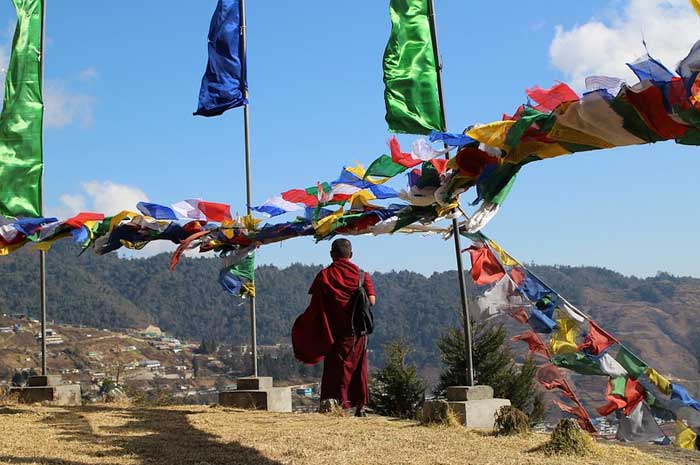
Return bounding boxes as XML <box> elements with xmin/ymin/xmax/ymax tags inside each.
<box><xmin>1</xmin><ymin>0</ymin><xmax>699</xmax><ymax>278</ymax></box>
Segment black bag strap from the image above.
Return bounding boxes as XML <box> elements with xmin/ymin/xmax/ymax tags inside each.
<box><xmin>358</xmin><ymin>270</ymin><xmax>365</xmax><ymax>290</ymax></box>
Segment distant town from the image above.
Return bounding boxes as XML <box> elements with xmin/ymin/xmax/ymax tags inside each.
<box><xmin>0</xmin><ymin>315</ymin><xmax>319</xmax><ymax>409</ymax></box>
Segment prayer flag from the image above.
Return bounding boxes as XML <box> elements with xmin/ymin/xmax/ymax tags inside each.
<box><xmin>528</xmin><ymin>309</ymin><xmax>557</xmax><ymax>334</ymax></box>
<box><xmin>552</xmin><ymin>352</ymin><xmax>606</xmax><ymax>376</ymax></box>
<box><xmin>0</xmin><ymin>0</ymin><xmax>44</xmax><ymax>218</ymax></box>
<box><xmin>626</xmin><ymin>55</ymin><xmax>675</xmax><ymax>83</ymax></box>
<box><xmin>364</xmin><ymin>154</ymin><xmax>407</xmax><ymax>180</ymax></box>
<box><xmin>389</xmin><ymin>136</ymin><xmax>422</xmax><ymax>168</ymax></box>
<box><xmin>598</xmin><ymin>353</ymin><xmax>628</xmax><ymax>378</ymax></box>
<box><xmin>675</xmin><ymin>420</ymin><xmax>699</xmax><ymax>450</ymax></box>
<box><xmin>219</xmin><ymin>251</ymin><xmax>255</xmax><ymax>297</ymax></box>
<box><xmin>382</xmin><ymin>0</ymin><xmax>443</xmax><ymax>134</ymax></box>
<box><xmin>466</xmin><ymin>244</ymin><xmax>505</xmax><ymax>285</ymax></box>
<box><xmin>616</xmin><ymin>402</ymin><xmax>664</xmax><ymax>443</ymax></box>
<box><xmin>487</xmin><ymin>240</ymin><xmax>519</xmax><ymax>266</ymax></box>
<box><xmin>511</xmin><ymin>331</ymin><xmax>549</xmax><ymax>358</ymax></box>
<box><xmin>671</xmin><ymin>383</ymin><xmax>700</xmax><ymax>412</ymax></box>
<box><xmin>549</xmin><ymin>316</ymin><xmax>580</xmax><ymax>355</ymax></box>
<box><xmin>194</xmin><ymin>0</ymin><xmax>247</xmax><ymax>116</ymax></box>
<box><xmin>477</xmin><ymin>274</ymin><xmax>523</xmax><ymax>319</ymax></box>
<box><xmin>578</xmin><ymin>321</ymin><xmax>619</xmax><ymax>356</ymax></box>
<box><xmin>137</xmin><ymin>202</ymin><xmax>178</xmax><ymax>220</ymax></box>
<box><xmin>525</xmin><ymin>83</ymin><xmax>578</xmax><ymax>112</ymax></box>
<box><xmin>615</xmin><ymin>346</ymin><xmax>648</xmax><ymax>379</ymax></box>
<box><xmin>689</xmin><ymin>0</ymin><xmax>700</xmax><ymax>18</ymax></box>
<box><xmin>552</xmin><ymin>400</ymin><xmax>596</xmax><ymax>433</ymax></box>
<box><xmin>644</xmin><ymin>368</ymin><xmax>672</xmax><ymax>396</ymax></box>
<box><xmin>253</xmin><ymin>196</ymin><xmax>304</xmax><ymax>217</ymax></box>
<box><xmin>429</xmin><ymin>131</ymin><xmax>474</xmax><ymax>147</ymax></box>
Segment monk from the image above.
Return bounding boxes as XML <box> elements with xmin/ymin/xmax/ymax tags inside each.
<box><xmin>292</xmin><ymin>238</ymin><xmax>376</xmax><ymax>416</ymax></box>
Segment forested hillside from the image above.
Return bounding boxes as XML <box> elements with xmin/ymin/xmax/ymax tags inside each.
<box><xmin>0</xmin><ymin>241</ymin><xmax>698</xmax><ymax>391</ymax></box>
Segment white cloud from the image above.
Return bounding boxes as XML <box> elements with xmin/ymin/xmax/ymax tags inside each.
<box><xmin>549</xmin><ymin>0</ymin><xmax>700</xmax><ymax>89</ymax></box>
<box><xmin>48</xmin><ymin>180</ymin><xmax>149</xmax><ymax>218</ymax></box>
<box><xmin>44</xmin><ymin>81</ymin><xmax>95</xmax><ymax>128</ymax></box>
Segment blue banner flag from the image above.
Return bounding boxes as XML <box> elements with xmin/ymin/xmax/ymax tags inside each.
<box><xmin>194</xmin><ymin>0</ymin><xmax>247</xmax><ymax>117</ymax></box>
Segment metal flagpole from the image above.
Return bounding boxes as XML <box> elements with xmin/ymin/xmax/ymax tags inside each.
<box><xmin>39</xmin><ymin>0</ymin><xmax>48</xmax><ymax>377</ymax></box>
<box><xmin>427</xmin><ymin>0</ymin><xmax>474</xmax><ymax>386</ymax></box>
<box><xmin>239</xmin><ymin>0</ymin><xmax>258</xmax><ymax>377</ymax></box>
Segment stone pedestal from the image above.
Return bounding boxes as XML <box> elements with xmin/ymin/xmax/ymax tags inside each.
<box><xmin>11</xmin><ymin>375</ymin><xmax>81</xmax><ymax>406</ymax></box>
<box><xmin>218</xmin><ymin>376</ymin><xmax>291</xmax><ymax>412</ymax></box>
<box><xmin>423</xmin><ymin>385</ymin><xmax>509</xmax><ymax>429</ymax></box>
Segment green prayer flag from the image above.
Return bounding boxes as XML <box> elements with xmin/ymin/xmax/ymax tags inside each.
<box><xmin>611</xmin><ymin>377</ymin><xmax>627</xmax><ymax>398</ymax></box>
<box><xmin>615</xmin><ymin>346</ymin><xmax>647</xmax><ymax>379</ymax></box>
<box><xmin>0</xmin><ymin>0</ymin><xmax>44</xmax><ymax>218</ymax></box>
<box><xmin>364</xmin><ymin>154</ymin><xmax>407</xmax><ymax>179</ymax></box>
<box><xmin>382</xmin><ymin>0</ymin><xmax>443</xmax><ymax>135</ymax></box>
<box><xmin>551</xmin><ymin>353</ymin><xmax>606</xmax><ymax>376</ymax></box>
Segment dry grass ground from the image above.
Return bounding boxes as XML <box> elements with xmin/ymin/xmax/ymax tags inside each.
<box><xmin>0</xmin><ymin>404</ymin><xmax>696</xmax><ymax>465</ymax></box>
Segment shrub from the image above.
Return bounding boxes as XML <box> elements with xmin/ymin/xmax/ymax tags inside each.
<box><xmin>369</xmin><ymin>340</ymin><xmax>426</xmax><ymax>419</ymax></box>
<box><xmin>494</xmin><ymin>405</ymin><xmax>530</xmax><ymax>436</ymax></box>
<box><xmin>541</xmin><ymin>419</ymin><xmax>593</xmax><ymax>456</ymax></box>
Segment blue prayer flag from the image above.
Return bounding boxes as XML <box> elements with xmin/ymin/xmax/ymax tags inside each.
<box><xmin>671</xmin><ymin>384</ymin><xmax>700</xmax><ymax>412</ymax></box>
<box><xmin>518</xmin><ymin>271</ymin><xmax>552</xmax><ymax>302</ymax></box>
<box><xmin>627</xmin><ymin>55</ymin><xmax>674</xmax><ymax>84</ymax></box>
<box><xmin>137</xmin><ymin>202</ymin><xmax>178</xmax><ymax>220</ymax></box>
<box><xmin>194</xmin><ymin>0</ymin><xmax>247</xmax><ymax>117</ymax></box>
<box><xmin>429</xmin><ymin>130</ymin><xmax>475</xmax><ymax>147</ymax></box>
<box><xmin>529</xmin><ymin>309</ymin><xmax>557</xmax><ymax>334</ymax></box>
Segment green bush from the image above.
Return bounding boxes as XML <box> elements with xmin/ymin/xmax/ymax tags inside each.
<box><xmin>542</xmin><ymin>419</ymin><xmax>593</xmax><ymax>456</ymax></box>
<box><xmin>369</xmin><ymin>340</ymin><xmax>426</xmax><ymax>419</ymax></box>
<box><xmin>493</xmin><ymin>405</ymin><xmax>530</xmax><ymax>436</ymax></box>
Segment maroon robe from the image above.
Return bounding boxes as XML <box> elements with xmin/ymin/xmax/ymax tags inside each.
<box><xmin>292</xmin><ymin>258</ymin><xmax>375</xmax><ymax>408</ymax></box>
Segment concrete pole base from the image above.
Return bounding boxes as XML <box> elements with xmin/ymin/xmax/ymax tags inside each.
<box><xmin>10</xmin><ymin>376</ymin><xmax>81</xmax><ymax>406</ymax></box>
<box><xmin>423</xmin><ymin>385</ymin><xmax>510</xmax><ymax>429</ymax></box>
<box><xmin>218</xmin><ymin>376</ymin><xmax>291</xmax><ymax>413</ymax></box>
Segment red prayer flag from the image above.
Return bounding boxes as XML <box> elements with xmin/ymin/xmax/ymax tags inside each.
<box><xmin>577</xmin><ymin>320</ymin><xmax>619</xmax><ymax>355</ymax></box>
<box><xmin>625</xmin><ymin>83</ymin><xmax>690</xmax><ymax>139</ymax></box>
<box><xmin>623</xmin><ymin>378</ymin><xmax>646</xmax><ymax>415</ymax></box>
<box><xmin>509</xmin><ymin>308</ymin><xmax>529</xmax><ymax>325</ymax></box>
<box><xmin>65</xmin><ymin>212</ymin><xmax>105</xmax><ymax>228</ymax></box>
<box><xmin>466</xmin><ymin>245</ymin><xmax>506</xmax><ymax>285</ymax></box>
<box><xmin>526</xmin><ymin>83</ymin><xmax>579</xmax><ymax>112</ymax></box>
<box><xmin>197</xmin><ymin>200</ymin><xmax>232</xmax><ymax>222</ymax></box>
<box><xmin>281</xmin><ymin>189</ymin><xmax>319</xmax><ymax>207</ymax></box>
<box><xmin>429</xmin><ymin>158</ymin><xmax>448</xmax><ymax>174</ymax></box>
<box><xmin>511</xmin><ymin>331</ymin><xmax>550</xmax><ymax>358</ymax></box>
<box><xmin>389</xmin><ymin>136</ymin><xmax>421</xmax><ymax>168</ymax></box>
<box><xmin>553</xmin><ymin>399</ymin><xmax>597</xmax><ymax>433</ymax></box>
<box><xmin>509</xmin><ymin>267</ymin><xmax>526</xmax><ymax>286</ymax></box>
<box><xmin>454</xmin><ymin>146</ymin><xmax>499</xmax><ymax>178</ymax></box>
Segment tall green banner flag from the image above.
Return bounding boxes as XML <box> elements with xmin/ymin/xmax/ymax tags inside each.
<box><xmin>0</xmin><ymin>0</ymin><xmax>44</xmax><ymax>218</ymax></box>
<box><xmin>383</xmin><ymin>0</ymin><xmax>444</xmax><ymax>135</ymax></box>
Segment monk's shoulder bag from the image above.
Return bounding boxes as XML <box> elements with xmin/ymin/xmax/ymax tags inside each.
<box><xmin>350</xmin><ymin>271</ymin><xmax>374</xmax><ymax>336</ymax></box>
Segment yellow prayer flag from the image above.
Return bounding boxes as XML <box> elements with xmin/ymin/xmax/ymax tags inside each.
<box><xmin>109</xmin><ymin>210</ymin><xmax>138</xmax><ymax>232</ymax></box>
<box><xmin>349</xmin><ymin>190</ymin><xmax>378</xmax><ymax>211</ymax></box>
<box><xmin>0</xmin><ymin>242</ymin><xmax>24</xmax><ymax>256</ymax></box>
<box><xmin>644</xmin><ymin>367</ymin><xmax>672</xmax><ymax>396</ymax></box>
<box><xmin>487</xmin><ymin>240</ymin><xmax>520</xmax><ymax>266</ymax></box>
<box><xmin>314</xmin><ymin>208</ymin><xmax>345</xmax><ymax>238</ymax></box>
<box><xmin>690</xmin><ymin>0</ymin><xmax>700</xmax><ymax>17</ymax></box>
<box><xmin>675</xmin><ymin>420</ymin><xmax>698</xmax><ymax>450</ymax></box>
<box><xmin>466</xmin><ymin>121</ymin><xmax>515</xmax><ymax>150</ymax></box>
<box><xmin>549</xmin><ymin>315</ymin><xmax>580</xmax><ymax>355</ymax></box>
<box><xmin>241</xmin><ymin>214</ymin><xmax>262</xmax><ymax>231</ymax></box>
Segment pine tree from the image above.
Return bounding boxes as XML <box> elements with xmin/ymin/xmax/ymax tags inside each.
<box><xmin>369</xmin><ymin>340</ymin><xmax>426</xmax><ymax>419</ymax></box>
<box><xmin>435</xmin><ymin>321</ymin><xmax>545</xmax><ymax>423</ymax></box>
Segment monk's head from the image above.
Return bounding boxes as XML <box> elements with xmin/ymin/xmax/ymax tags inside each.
<box><xmin>330</xmin><ymin>238</ymin><xmax>352</xmax><ymax>260</ymax></box>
